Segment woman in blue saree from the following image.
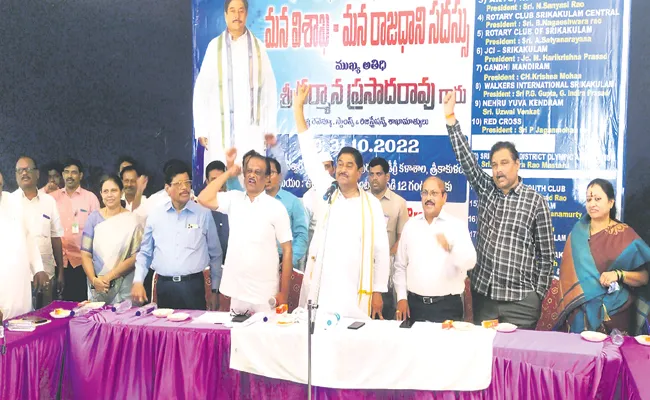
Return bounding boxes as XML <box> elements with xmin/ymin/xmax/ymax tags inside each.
<box><xmin>80</xmin><ymin>175</ymin><xmax>143</xmax><ymax>304</ymax></box>
<box><xmin>555</xmin><ymin>179</ymin><xmax>650</xmax><ymax>335</ymax></box>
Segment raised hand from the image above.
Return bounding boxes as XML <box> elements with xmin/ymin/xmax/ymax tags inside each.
<box><xmin>136</xmin><ymin>175</ymin><xmax>149</xmax><ymax>193</ymax></box>
<box><xmin>198</xmin><ymin>137</ymin><xmax>209</xmax><ymax>150</ymax></box>
<box><xmin>264</xmin><ymin>133</ymin><xmax>277</xmax><ymax>148</ymax></box>
<box><xmin>294</xmin><ymin>83</ymin><xmax>311</xmax><ymax>110</ymax></box>
<box><xmin>443</xmin><ymin>90</ymin><xmax>456</xmax><ymax>119</ymax></box>
<box><xmin>225</xmin><ymin>148</ymin><xmax>238</xmax><ymax>169</ymax></box>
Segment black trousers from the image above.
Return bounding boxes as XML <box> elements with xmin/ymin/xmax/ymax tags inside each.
<box><xmin>156</xmin><ymin>274</ymin><xmax>206</xmax><ymax>310</ymax></box>
<box><xmin>62</xmin><ymin>263</ymin><xmax>88</xmax><ymax>302</ymax></box>
<box><xmin>143</xmin><ymin>269</ymin><xmax>154</xmax><ymax>300</ymax></box>
<box><xmin>407</xmin><ymin>292</ymin><xmax>463</xmax><ymax>323</ymax></box>
<box><xmin>382</xmin><ymin>289</ymin><xmax>396</xmax><ymax>320</ymax></box>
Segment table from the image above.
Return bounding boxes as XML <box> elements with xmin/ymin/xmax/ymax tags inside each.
<box><xmin>0</xmin><ymin>301</ymin><xmax>76</xmax><ymax>400</ymax></box>
<box><xmin>63</xmin><ymin>309</ymin><xmax>623</xmax><ymax>400</ymax></box>
<box><xmin>618</xmin><ymin>337</ymin><xmax>650</xmax><ymax>400</ymax></box>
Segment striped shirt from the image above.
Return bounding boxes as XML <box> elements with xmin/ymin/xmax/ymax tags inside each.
<box><xmin>447</xmin><ymin>122</ymin><xmax>555</xmax><ymax>302</ymax></box>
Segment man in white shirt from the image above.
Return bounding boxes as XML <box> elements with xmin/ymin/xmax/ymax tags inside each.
<box><xmin>13</xmin><ymin>157</ymin><xmax>65</xmax><ymax>307</ymax></box>
<box><xmin>294</xmin><ymin>84</ymin><xmax>390</xmax><ymax>320</ymax></box>
<box><xmin>0</xmin><ymin>171</ymin><xmax>48</xmax><ymax>319</ymax></box>
<box><xmin>394</xmin><ymin>177</ymin><xmax>476</xmax><ymax>322</ymax></box>
<box><xmin>198</xmin><ymin>151</ymin><xmax>293</xmax><ymax>314</ymax></box>
<box><xmin>120</xmin><ymin>165</ymin><xmax>147</xmax><ymax>212</ymax></box>
<box><xmin>193</xmin><ymin>0</ymin><xmax>278</xmax><ymax>169</ymax></box>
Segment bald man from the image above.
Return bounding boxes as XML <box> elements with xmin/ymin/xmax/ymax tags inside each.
<box><xmin>393</xmin><ymin>177</ymin><xmax>476</xmax><ymax>323</ymax></box>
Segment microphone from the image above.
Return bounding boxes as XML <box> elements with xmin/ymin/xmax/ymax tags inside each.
<box><xmin>323</xmin><ymin>181</ymin><xmax>339</xmax><ymax>203</ymax></box>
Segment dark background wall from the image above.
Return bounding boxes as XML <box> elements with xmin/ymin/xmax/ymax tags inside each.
<box><xmin>0</xmin><ymin>0</ymin><xmax>193</xmax><ymax>194</ymax></box>
<box><xmin>1</xmin><ymin>0</ymin><xmax>649</xmax><ymax>241</ymax></box>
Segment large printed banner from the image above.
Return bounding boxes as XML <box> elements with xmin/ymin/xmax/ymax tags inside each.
<box><xmin>192</xmin><ymin>0</ymin><xmax>629</xmax><ymax>276</ymax></box>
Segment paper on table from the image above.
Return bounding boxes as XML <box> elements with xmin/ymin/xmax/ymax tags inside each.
<box><xmin>191</xmin><ymin>312</ymin><xmax>232</xmax><ymax>325</ymax></box>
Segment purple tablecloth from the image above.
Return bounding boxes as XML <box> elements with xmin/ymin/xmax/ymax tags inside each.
<box><xmin>0</xmin><ymin>301</ymin><xmax>76</xmax><ymax>400</ymax></box>
<box><xmin>63</xmin><ymin>309</ymin><xmax>623</xmax><ymax>400</ymax></box>
<box><xmin>619</xmin><ymin>337</ymin><xmax>650</xmax><ymax>400</ymax></box>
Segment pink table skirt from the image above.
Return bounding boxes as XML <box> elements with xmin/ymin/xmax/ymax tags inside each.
<box><xmin>619</xmin><ymin>337</ymin><xmax>650</xmax><ymax>400</ymax></box>
<box><xmin>62</xmin><ymin>309</ymin><xmax>623</xmax><ymax>400</ymax></box>
<box><xmin>0</xmin><ymin>301</ymin><xmax>77</xmax><ymax>400</ymax></box>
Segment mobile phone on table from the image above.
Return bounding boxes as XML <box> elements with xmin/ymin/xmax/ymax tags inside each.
<box><xmin>232</xmin><ymin>314</ymin><xmax>251</xmax><ymax>323</ymax></box>
<box><xmin>23</xmin><ymin>316</ymin><xmax>49</xmax><ymax>325</ymax></box>
<box><xmin>348</xmin><ymin>321</ymin><xmax>365</xmax><ymax>330</ymax></box>
<box><xmin>399</xmin><ymin>319</ymin><xmax>414</xmax><ymax>328</ymax></box>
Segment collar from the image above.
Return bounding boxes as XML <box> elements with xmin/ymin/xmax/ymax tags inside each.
<box><xmin>61</xmin><ymin>186</ymin><xmax>82</xmax><ymax>196</ymax></box>
<box><xmin>378</xmin><ymin>188</ymin><xmax>392</xmax><ymax>201</ymax></box>
<box><xmin>418</xmin><ymin>210</ymin><xmax>450</xmax><ymax>224</ymax></box>
<box><xmin>509</xmin><ymin>178</ymin><xmax>524</xmax><ymax>195</ymax></box>
<box><xmin>228</xmin><ymin>27</ymin><xmax>248</xmax><ymax>41</ymax></box>
<box><xmin>165</xmin><ymin>199</ymin><xmax>196</xmax><ymax>214</ymax></box>
<box><xmin>15</xmin><ymin>188</ymin><xmax>40</xmax><ymax>200</ymax></box>
<box><xmin>273</xmin><ymin>188</ymin><xmax>287</xmax><ymax>200</ymax></box>
<box><xmin>244</xmin><ymin>190</ymin><xmax>266</xmax><ymax>203</ymax></box>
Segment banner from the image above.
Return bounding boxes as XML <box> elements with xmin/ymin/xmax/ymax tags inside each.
<box><xmin>192</xmin><ymin>0</ymin><xmax>629</xmax><ymax>276</ymax></box>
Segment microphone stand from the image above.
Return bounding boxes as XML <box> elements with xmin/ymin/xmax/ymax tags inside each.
<box><xmin>307</xmin><ymin>300</ymin><xmax>318</xmax><ymax>400</ymax></box>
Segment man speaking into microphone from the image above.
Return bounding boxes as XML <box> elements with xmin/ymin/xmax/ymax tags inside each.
<box><xmin>294</xmin><ymin>84</ymin><xmax>389</xmax><ymax>320</ymax></box>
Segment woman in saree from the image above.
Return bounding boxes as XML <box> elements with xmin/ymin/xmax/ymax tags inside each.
<box><xmin>554</xmin><ymin>179</ymin><xmax>650</xmax><ymax>335</ymax></box>
<box><xmin>81</xmin><ymin>175</ymin><xmax>143</xmax><ymax>304</ymax></box>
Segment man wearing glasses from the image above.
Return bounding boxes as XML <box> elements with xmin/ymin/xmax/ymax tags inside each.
<box><xmin>131</xmin><ymin>161</ymin><xmax>222</xmax><ymax>310</ymax></box>
<box><xmin>198</xmin><ymin>150</ymin><xmax>293</xmax><ymax>315</ymax></box>
<box><xmin>224</xmin><ymin>156</ymin><xmax>308</xmax><ymax>270</ymax></box>
<box><xmin>393</xmin><ymin>177</ymin><xmax>476</xmax><ymax>323</ymax></box>
<box><xmin>12</xmin><ymin>156</ymin><xmax>64</xmax><ymax>308</ymax></box>
<box><xmin>50</xmin><ymin>158</ymin><xmax>100</xmax><ymax>302</ymax></box>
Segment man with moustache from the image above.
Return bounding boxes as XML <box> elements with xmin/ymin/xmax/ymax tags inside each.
<box><xmin>120</xmin><ymin>166</ymin><xmax>147</xmax><ymax>212</ymax></box>
<box><xmin>39</xmin><ymin>161</ymin><xmax>64</xmax><ymax>195</ymax></box>
<box><xmin>225</xmin><ymin>156</ymin><xmax>308</xmax><ymax>269</ymax></box>
<box><xmin>0</xmin><ymin>171</ymin><xmax>47</xmax><ymax>318</ymax></box>
<box><xmin>198</xmin><ymin>150</ymin><xmax>293</xmax><ymax>314</ymax></box>
<box><xmin>443</xmin><ymin>91</ymin><xmax>554</xmax><ymax>329</ymax></box>
<box><xmin>367</xmin><ymin>157</ymin><xmax>410</xmax><ymax>320</ymax></box>
<box><xmin>13</xmin><ymin>157</ymin><xmax>65</xmax><ymax>307</ymax></box>
<box><xmin>194</xmin><ymin>0</ymin><xmax>278</xmax><ymax>167</ymax></box>
<box><xmin>51</xmin><ymin>158</ymin><xmax>100</xmax><ymax>302</ymax></box>
<box><xmin>131</xmin><ymin>161</ymin><xmax>222</xmax><ymax>310</ymax></box>
<box><xmin>394</xmin><ymin>177</ymin><xmax>476</xmax><ymax>322</ymax></box>
<box><xmin>294</xmin><ymin>84</ymin><xmax>390</xmax><ymax>320</ymax></box>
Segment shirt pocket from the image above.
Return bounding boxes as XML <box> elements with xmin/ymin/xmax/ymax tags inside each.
<box><xmin>184</xmin><ymin>228</ymin><xmax>204</xmax><ymax>250</ymax></box>
<box><xmin>41</xmin><ymin>218</ymin><xmax>51</xmax><ymax>237</ymax></box>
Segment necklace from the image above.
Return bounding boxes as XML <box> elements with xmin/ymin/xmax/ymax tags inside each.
<box><xmin>589</xmin><ymin>218</ymin><xmax>612</xmax><ymax>235</ymax></box>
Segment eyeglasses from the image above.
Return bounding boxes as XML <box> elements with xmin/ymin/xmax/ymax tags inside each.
<box><xmin>245</xmin><ymin>169</ymin><xmax>265</xmax><ymax>178</ymax></box>
<box><xmin>16</xmin><ymin>167</ymin><xmax>37</xmax><ymax>174</ymax></box>
<box><xmin>420</xmin><ymin>190</ymin><xmax>445</xmax><ymax>198</ymax></box>
<box><xmin>170</xmin><ymin>180</ymin><xmax>192</xmax><ymax>188</ymax></box>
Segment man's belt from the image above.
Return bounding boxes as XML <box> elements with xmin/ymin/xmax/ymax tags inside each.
<box><xmin>408</xmin><ymin>292</ymin><xmax>457</xmax><ymax>305</ymax></box>
<box><xmin>157</xmin><ymin>271</ymin><xmax>204</xmax><ymax>283</ymax></box>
